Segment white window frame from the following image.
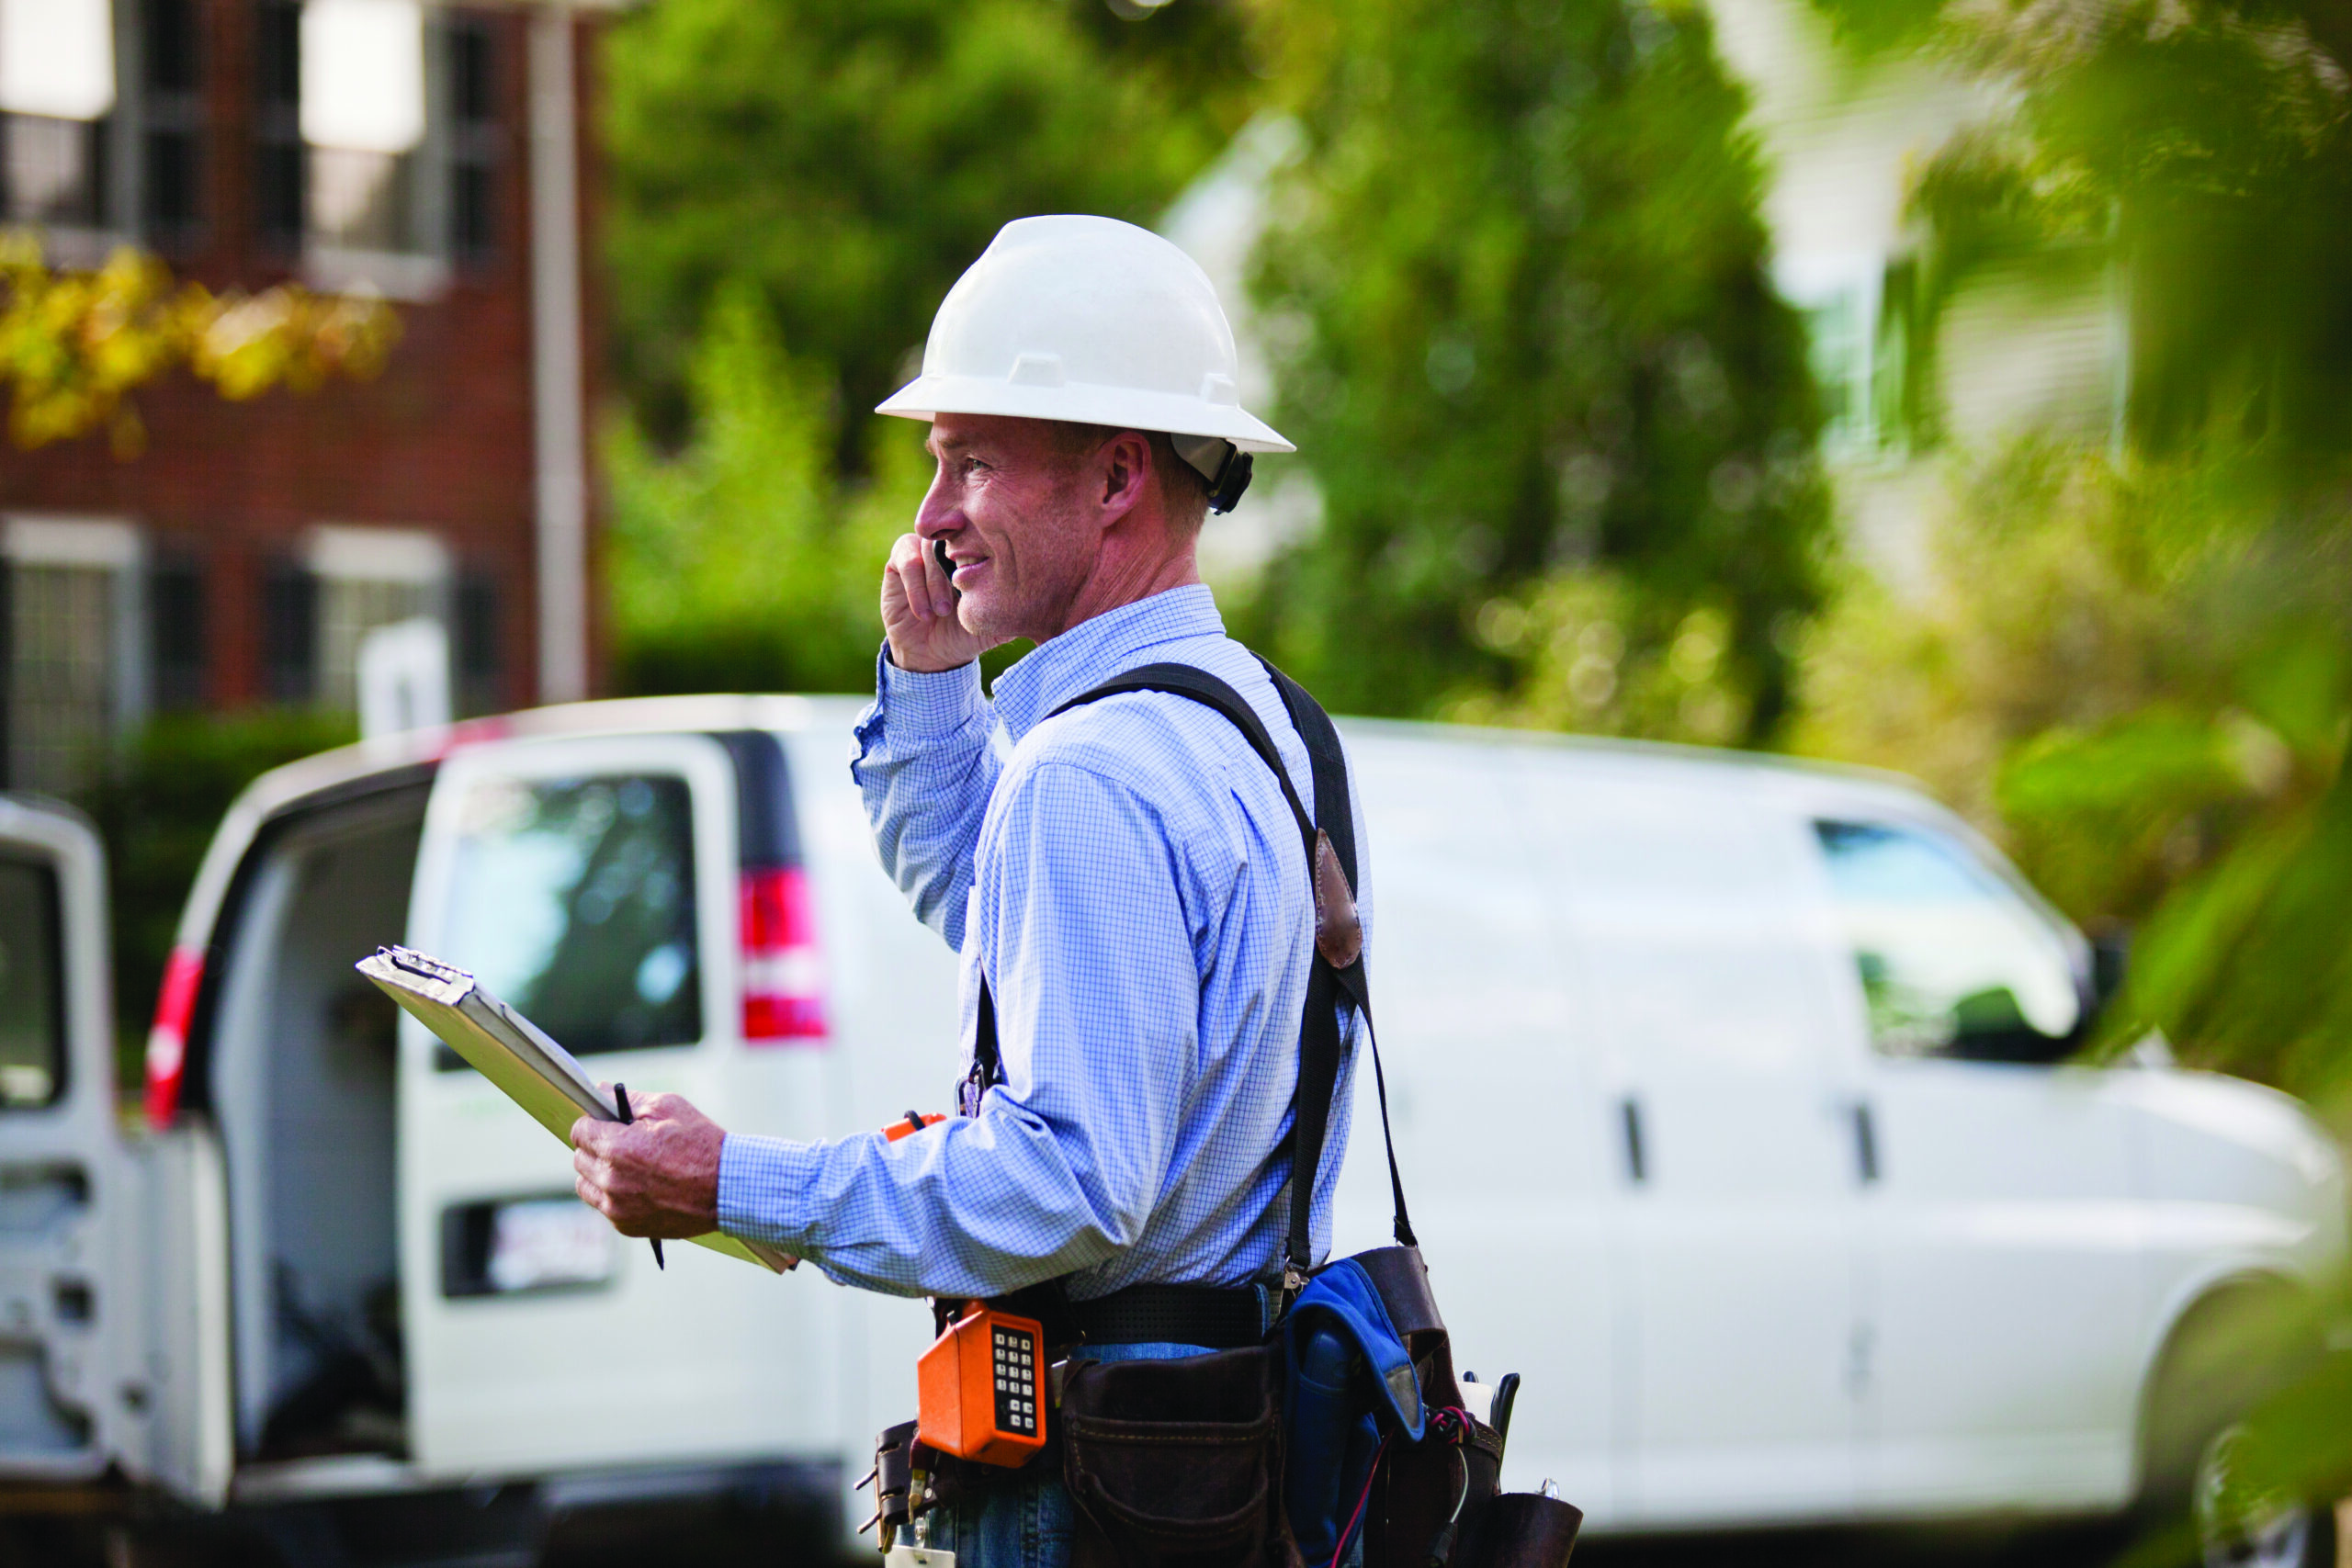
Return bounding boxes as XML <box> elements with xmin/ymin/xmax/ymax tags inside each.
<box><xmin>2</xmin><ymin>513</ymin><xmax>150</xmax><ymax>765</ymax></box>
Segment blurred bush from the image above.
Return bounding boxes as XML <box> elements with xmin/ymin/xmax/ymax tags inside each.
<box><xmin>85</xmin><ymin>708</ymin><xmax>357</xmax><ymax>1095</ymax></box>
<box><xmin>1241</xmin><ymin>0</ymin><xmax>1831</xmax><ymax>732</ymax></box>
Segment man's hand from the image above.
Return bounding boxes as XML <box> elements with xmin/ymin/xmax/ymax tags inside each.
<box><xmin>571</xmin><ymin>1089</ymin><xmax>726</xmax><ymax>1240</ymax></box>
<box><xmin>882</xmin><ymin>531</ymin><xmax>989</xmax><ymax>673</ymax></box>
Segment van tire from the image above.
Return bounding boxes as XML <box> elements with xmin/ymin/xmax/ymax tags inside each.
<box><xmin>2188</xmin><ymin>1421</ymin><xmax>2335</xmax><ymax>1568</ymax></box>
<box><xmin>2141</xmin><ymin>1283</ymin><xmax>2330</xmax><ymax>1568</ymax></box>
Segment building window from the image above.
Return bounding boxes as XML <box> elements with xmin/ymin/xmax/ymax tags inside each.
<box><xmin>0</xmin><ymin>0</ymin><xmax>118</xmax><ymax>233</ymax></box>
<box><xmin>1801</xmin><ymin>286</ymin><xmax>1871</xmax><ymax>453</ymax></box>
<box><xmin>261</xmin><ymin>557</ymin><xmax>315</xmax><ymax>703</ymax></box>
<box><xmin>253</xmin><ymin>1</ymin><xmax>492</xmax><ymax>297</ymax></box>
<box><xmin>137</xmin><ymin>0</ymin><xmax>203</xmax><ymax>250</ymax></box>
<box><xmin>1</xmin><ymin>516</ymin><xmax>145</xmax><ymax>799</ymax></box>
<box><xmin>304</xmin><ymin>525</ymin><xmax>450</xmax><ymax>715</ymax></box>
<box><xmin>301</xmin><ymin>0</ymin><xmax>424</xmax><ymax>257</ymax></box>
<box><xmin>149</xmin><ymin>548</ymin><xmax>204</xmax><ymax>710</ymax></box>
<box><xmin>455</xmin><ymin>569</ymin><xmax>500</xmax><ymax>716</ymax></box>
<box><xmin>447</xmin><ymin>12</ymin><xmax>498</xmax><ymax>267</ymax></box>
<box><xmin>254</xmin><ymin>0</ymin><xmax>302</xmax><ymax>253</ymax></box>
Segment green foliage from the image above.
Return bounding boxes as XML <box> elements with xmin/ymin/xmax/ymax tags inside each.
<box><xmin>1796</xmin><ymin>438</ymin><xmax>2348</xmax><ymax>964</ymax></box>
<box><xmin>1446</xmin><ymin>572</ymin><xmax>1754</xmax><ymax>745</ymax></box>
<box><xmin>606</xmin><ymin>284</ymin><xmax>929</xmax><ymax>695</ymax></box>
<box><xmin>1241</xmin><ymin>0</ymin><xmax>1831</xmax><ymax>732</ymax></box>
<box><xmin>1791</xmin><ymin>2</ymin><xmax>2352</xmax><ymax>1509</ymax></box>
<box><xmin>601</xmin><ymin>0</ymin><xmax>1254</xmax><ymax>456</ymax></box>
<box><xmin>0</xmin><ymin>235</ymin><xmax>399</xmax><ymax>456</ymax></box>
<box><xmin>84</xmin><ymin>708</ymin><xmax>357</xmax><ymax>1094</ymax></box>
<box><xmin>1812</xmin><ymin>0</ymin><xmax>2352</xmax><ymax>470</ymax></box>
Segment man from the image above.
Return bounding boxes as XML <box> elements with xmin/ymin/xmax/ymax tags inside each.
<box><xmin>570</xmin><ymin>215</ymin><xmax>1370</xmax><ymax>1566</ymax></box>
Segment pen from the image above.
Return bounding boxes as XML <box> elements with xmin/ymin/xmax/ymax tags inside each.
<box><xmin>611</xmin><ymin>1082</ymin><xmax>662</xmax><ymax>1270</ymax></box>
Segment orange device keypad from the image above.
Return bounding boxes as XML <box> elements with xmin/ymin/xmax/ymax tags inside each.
<box><xmin>915</xmin><ymin>1305</ymin><xmax>1048</xmax><ymax>1467</ymax></box>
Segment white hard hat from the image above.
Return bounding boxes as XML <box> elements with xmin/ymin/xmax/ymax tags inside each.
<box><xmin>876</xmin><ymin>215</ymin><xmax>1294</xmax><ymax>475</ymax></box>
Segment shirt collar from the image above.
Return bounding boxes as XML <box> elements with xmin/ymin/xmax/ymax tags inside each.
<box><xmin>990</xmin><ymin>583</ymin><xmax>1226</xmax><ymax>744</ymax></box>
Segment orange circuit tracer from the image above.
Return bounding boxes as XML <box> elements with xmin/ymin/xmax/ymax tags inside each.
<box><xmin>916</xmin><ymin>1304</ymin><xmax>1049</xmax><ymax>1467</ymax></box>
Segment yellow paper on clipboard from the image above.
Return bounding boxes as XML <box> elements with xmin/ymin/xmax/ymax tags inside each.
<box><xmin>356</xmin><ymin>945</ymin><xmax>797</xmax><ymax>1275</ymax></box>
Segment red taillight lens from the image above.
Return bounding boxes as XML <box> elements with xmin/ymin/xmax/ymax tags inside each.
<box><xmin>740</xmin><ymin>867</ymin><xmax>826</xmax><ymax>1043</ymax></box>
<box><xmin>145</xmin><ymin>945</ymin><xmax>205</xmax><ymax>1128</ymax></box>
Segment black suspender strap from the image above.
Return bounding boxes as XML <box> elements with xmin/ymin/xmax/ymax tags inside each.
<box><xmin>1252</xmin><ymin>657</ymin><xmax>1417</xmax><ymax>1255</ymax></box>
<box><xmin>967</xmin><ymin>658</ymin><xmax>1415</xmax><ymax>1298</ymax></box>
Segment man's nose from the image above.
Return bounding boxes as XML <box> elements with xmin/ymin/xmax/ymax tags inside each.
<box><xmin>914</xmin><ymin>479</ymin><xmax>964</xmax><ymax>541</ymax></box>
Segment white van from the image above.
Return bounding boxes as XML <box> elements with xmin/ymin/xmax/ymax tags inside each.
<box><xmin>0</xmin><ymin>701</ymin><xmax>2339</xmax><ymax>1565</ymax></box>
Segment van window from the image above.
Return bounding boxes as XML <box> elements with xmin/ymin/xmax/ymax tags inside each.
<box><xmin>438</xmin><ymin>774</ymin><xmax>701</xmax><ymax>1059</ymax></box>
<box><xmin>1814</xmin><ymin>820</ymin><xmax>2080</xmax><ymax>1062</ymax></box>
<box><xmin>0</xmin><ymin>858</ymin><xmax>62</xmax><ymax>1108</ymax></box>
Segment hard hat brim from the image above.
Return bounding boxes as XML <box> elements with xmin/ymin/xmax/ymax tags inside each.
<box><xmin>875</xmin><ymin>374</ymin><xmax>1295</xmax><ymax>456</ymax></box>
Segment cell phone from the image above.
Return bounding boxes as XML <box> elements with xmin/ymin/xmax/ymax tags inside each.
<box><xmin>933</xmin><ymin>537</ymin><xmax>960</xmax><ymax>602</ymax></box>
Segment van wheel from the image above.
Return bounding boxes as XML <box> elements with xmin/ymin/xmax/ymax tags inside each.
<box><xmin>2191</xmin><ymin>1421</ymin><xmax>2335</xmax><ymax>1568</ymax></box>
<box><xmin>2143</xmin><ymin>1286</ymin><xmax>2329</xmax><ymax>1568</ymax></box>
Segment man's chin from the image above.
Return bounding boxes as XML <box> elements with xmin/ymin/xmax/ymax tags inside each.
<box><xmin>956</xmin><ymin>593</ymin><xmax>1012</xmax><ymax>645</ymax></box>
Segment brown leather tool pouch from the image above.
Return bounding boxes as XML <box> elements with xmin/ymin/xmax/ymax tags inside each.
<box><xmin>1059</xmin><ymin>1344</ymin><xmax>1295</xmax><ymax>1568</ymax></box>
<box><xmin>1454</xmin><ymin>1494</ymin><xmax>1584</xmax><ymax>1568</ymax></box>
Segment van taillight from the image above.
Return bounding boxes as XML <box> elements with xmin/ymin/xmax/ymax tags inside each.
<box><xmin>740</xmin><ymin>868</ymin><xmax>826</xmax><ymax>1043</ymax></box>
<box><xmin>145</xmin><ymin>946</ymin><xmax>205</xmax><ymax>1128</ymax></box>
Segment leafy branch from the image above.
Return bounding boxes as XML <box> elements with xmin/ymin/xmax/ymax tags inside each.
<box><xmin>0</xmin><ymin>233</ymin><xmax>401</xmax><ymax>457</ymax></box>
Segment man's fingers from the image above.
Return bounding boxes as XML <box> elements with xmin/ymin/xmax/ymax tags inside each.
<box><xmin>885</xmin><ymin>536</ymin><xmax>932</xmax><ymax>623</ymax></box>
<box><xmin>921</xmin><ymin>536</ymin><xmax>953</xmax><ymax>615</ymax></box>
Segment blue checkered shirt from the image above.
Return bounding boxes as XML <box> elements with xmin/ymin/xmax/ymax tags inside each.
<box><xmin>715</xmin><ymin>585</ymin><xmax>1370</xmax><ymax>1301</ymax></box>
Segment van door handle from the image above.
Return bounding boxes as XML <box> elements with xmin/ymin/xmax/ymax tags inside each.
<box><xmin>1620</xmin><ymin>1097</ymin><xmax>1646</xmax><ymax>1186</ymax></box>
<box><xmin>1851</xmin><ymin>1101</ymin><xmax>1880</xmax><ymax>1185</ymax></box>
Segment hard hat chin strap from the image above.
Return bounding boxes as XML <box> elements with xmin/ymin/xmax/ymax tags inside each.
<box><xmin>1171</xmin><ymin>433</ymin><xmax>1255</xmax><ymax>514</ymax></box>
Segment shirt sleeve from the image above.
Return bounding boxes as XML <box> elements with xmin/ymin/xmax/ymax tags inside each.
<box><xmin>849</xmin><ymin>644</ymin><xmax>999</xmax><ymax>951</ymax></box>
<box><xmin>716</xmin><ymin>760</ymin><xmax>1202</xmax><ymax>1298</ymax></box>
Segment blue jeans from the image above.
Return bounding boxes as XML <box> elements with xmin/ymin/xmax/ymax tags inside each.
<box><xmin>924</xmin><ymin>1341</ymin><xmax>1213</xmax><ymax>1568</ymax></box>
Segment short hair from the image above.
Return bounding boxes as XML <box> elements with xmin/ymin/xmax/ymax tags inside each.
<box><xmin>1045</xmin><ymin>422</ymin><xmax>1213</xmax><ymax>536</ymax></box>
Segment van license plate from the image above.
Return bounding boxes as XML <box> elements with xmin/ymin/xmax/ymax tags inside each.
<box><xmin>486</xmin><ymin>1199</ymin><xmax>615</xmax><ymax>1292</ymax></box>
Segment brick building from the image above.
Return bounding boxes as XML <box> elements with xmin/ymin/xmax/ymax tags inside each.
<box><xmin>0</xmin><ymin>0</ymin><xmax>611</xmax><ymax>797</ymax></box>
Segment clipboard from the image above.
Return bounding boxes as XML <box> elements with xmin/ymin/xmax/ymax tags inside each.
<box><xmin>356</xmin><ymin>944</ymin><xmax>797</xmax><ymax>1275</ymax></box>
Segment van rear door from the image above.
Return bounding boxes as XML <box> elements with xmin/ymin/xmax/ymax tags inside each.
<box><xmin>0</xmin><ymin>799</ymin><xmax>141</xmax><ymax>1484</ymax></box>
<box><xmin>399</xmin><ymin>733</ymin><xmax>834</xmax><ymax>1480</ymax></box>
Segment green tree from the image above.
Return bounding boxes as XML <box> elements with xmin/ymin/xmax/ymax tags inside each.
<box><xmin>1241</xmin><ymin>0</ymin><xmax>1831</xmax><ymax>732</ymax></box>
<box><xmin>601</xmin><ymin>0</ymin><xmax>1257</xmax><ymax>460</ymax></box>
<box><xmin>605</xmin><ymin>283</ymin><xmax>930</xmax><ymax>695</ymax></box>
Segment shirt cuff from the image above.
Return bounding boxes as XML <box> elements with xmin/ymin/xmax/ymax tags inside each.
<box><xmin>716</xmin><ymin>1133</ymin><xmax>824</xmax><ymax>1247</ymax></box>
<box><xmin>876</xmin><ymin>640</ymin><xmax>986</xmax><ymax>735</ymax></box>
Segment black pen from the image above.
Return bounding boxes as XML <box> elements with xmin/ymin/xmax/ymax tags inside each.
<box><xmin>611</xmin><ymin>1082</ymin><xmax>662</xmax><ymax>1270</ymax></box>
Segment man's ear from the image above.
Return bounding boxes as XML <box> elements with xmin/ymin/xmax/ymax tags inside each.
<box><xmin>1098</xmin><ymin>431</ymin><xmax>1152</xmax><ymax>519</ymax></box>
